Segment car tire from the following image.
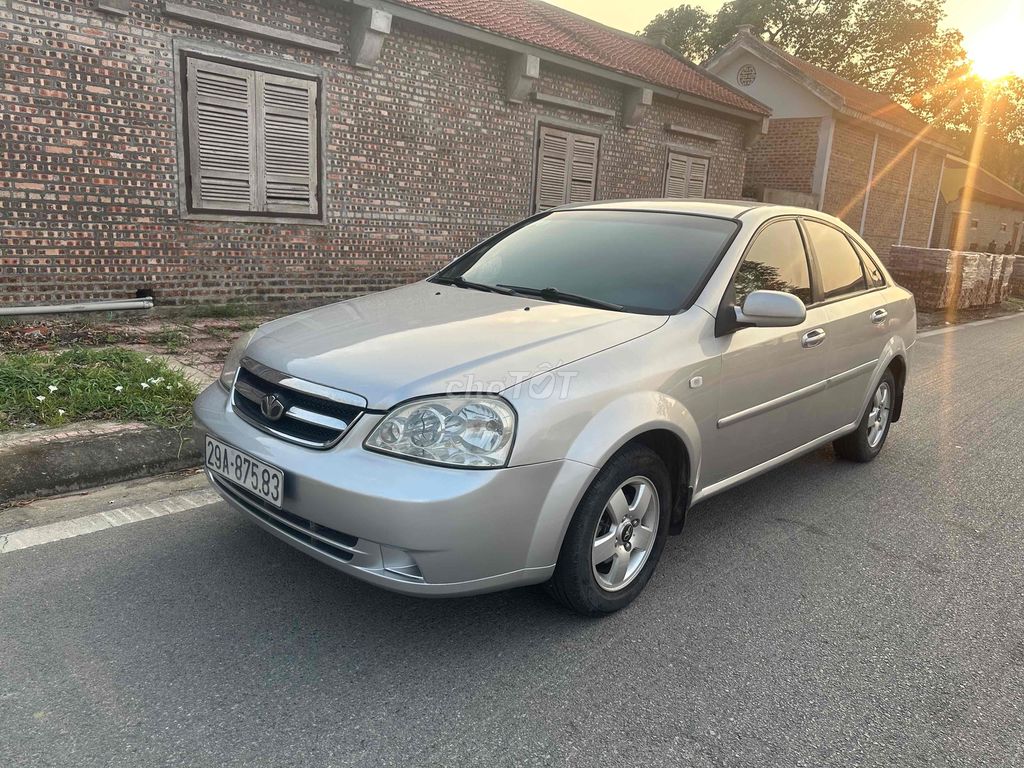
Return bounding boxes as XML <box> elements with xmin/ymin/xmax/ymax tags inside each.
<box><xmin>546</xmin><ymin>444</ymin><xmax>671</xmax><ymax>616</ymax></box>
<box><xmin>833</xmin><ymin>368</ymin><xmax>896</xmax><ymax>463</ymax></box>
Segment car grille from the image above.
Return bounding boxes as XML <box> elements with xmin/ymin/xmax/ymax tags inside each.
<box><xmin>231</xmin><ymin>357</ymin><xmax>365</xmax><ymax>449</ymax></box>
<box><xmin>211</xmin><ymin>474</ymin><xmax>359</xmax><ymax>563</ymax></box>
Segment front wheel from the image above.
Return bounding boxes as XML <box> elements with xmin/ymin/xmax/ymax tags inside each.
<box><xmin>833</xmin><ymin>369</ymin><xmax>896</xmax><ymax>463</ymax></box>
<box><xmin>546</xmin><ymin>445</ymin><xmax>671</xmax><ymax>616</ymax></box>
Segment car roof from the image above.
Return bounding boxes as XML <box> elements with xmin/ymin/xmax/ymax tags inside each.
<box><xmin>557</xmin><ymin>198</ymin><xmax>770</xmax><ymax>218</ymax></box>
<box><xmin>557</xmin><ymin>197</ymin><xmax>854</xmax><ymax>220</ymax></box>
<box><xmin>556</xmin><ymin>198</ymin><xmax>853</xmax><ymax>228</ymax></box>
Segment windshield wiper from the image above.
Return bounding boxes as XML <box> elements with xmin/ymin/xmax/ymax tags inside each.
<box><xmin>496</xmin><ymin>285</ymin><xmax>623</xmax><ymax>311</ymax></box>
<box><xmin>432</xmin><ymin>275</ymin><xmax>515</xmax><ymax>295</ymax></box>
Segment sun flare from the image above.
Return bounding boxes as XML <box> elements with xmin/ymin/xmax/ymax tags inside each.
<box><xmin>965</xmin><ymin>10</ymin><xmax>1024</xmax><ymax>80</ymax></box>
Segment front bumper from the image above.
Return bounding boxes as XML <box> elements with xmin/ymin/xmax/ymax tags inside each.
<box><xmin>193</xmin><ymin>384</ymin><xmax>594</xmax><ymax>596</ymax></box>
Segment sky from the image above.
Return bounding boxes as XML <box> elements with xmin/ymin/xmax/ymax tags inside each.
<box><xmin>546</xmin><ymin>0</ymin><xmax>1024</xmax><ymax>77</ymax></box>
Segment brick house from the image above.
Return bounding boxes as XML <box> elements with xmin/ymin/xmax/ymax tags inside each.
<box><xmin>0</xmin><ymin>0</ymin><xmax>769</xmax><ymax>307</ymax></box>
<box><xmin>932</xmin><ymin>156</ymin><xmax>1024</xmax><ymax>254</ymax></box>
<box><xmin>705</xmin><ymin>26</ymin><xmax>959</xmax><ymax>258</ymax></box>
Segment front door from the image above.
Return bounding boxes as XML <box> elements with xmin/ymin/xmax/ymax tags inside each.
<box><xmin>703</xmin><ymin>219</ymin><xmax>833</xmax><ymax>486</ymax></box>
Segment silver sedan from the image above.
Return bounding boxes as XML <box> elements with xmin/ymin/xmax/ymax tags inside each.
<box><xmin>194</xmin><ymin>200</ymin><xmax>915</xmax><ymax>615</ymax></box>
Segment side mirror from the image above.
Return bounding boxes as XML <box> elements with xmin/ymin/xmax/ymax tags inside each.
<box><xmin>734</xmin><ymin>290</ymin><xmax>806</xmax><ymax>328</ymax></box>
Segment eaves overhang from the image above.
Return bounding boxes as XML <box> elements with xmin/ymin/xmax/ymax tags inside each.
<box><xmin>340</xmin><ymin>0</ymin><xmax>771</xmax><ymax>127</ymax></box>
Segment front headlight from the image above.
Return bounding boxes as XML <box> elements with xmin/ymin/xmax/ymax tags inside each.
<box><xmin>365</xmin><ymin>395</ymin><xmax>517</xmax><ymax>468</ymax></box>
<box><xmin>219</xmin><ymin>329</ymin><xmax>257</xmax><ymax>391</ymax></box>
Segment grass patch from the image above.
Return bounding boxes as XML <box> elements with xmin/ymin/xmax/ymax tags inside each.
<box><xmin>148</xmin><ymin>328</ymin><xmax>190</xmax><ymax>352</ymax></box>
<box><xmin>0</xmin><ymin>348</ymin><xmax>198</xmax><ymax>432</ymax></box>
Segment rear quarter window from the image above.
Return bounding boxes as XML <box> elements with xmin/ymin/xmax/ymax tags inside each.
<box><xmin>851</xmin><ymin>239</ymin><xmax>886</xmax><ymax>288</ymax></box>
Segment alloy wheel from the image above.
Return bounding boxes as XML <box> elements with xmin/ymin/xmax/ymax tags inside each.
<box><xmin>591</xmin><ymin>475</ymin><xmax>660</xmax><ymax>592</ymax></box>
<box><xmin>867</xmin><ymin>381</ymin><xmax>891</xmax><ymax>449</ymax></box>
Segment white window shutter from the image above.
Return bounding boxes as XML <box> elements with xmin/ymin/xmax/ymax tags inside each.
<box><xmin>567</xmin><ymin>133</ymin><xmax>599</xmax><ymax>204</ymax></box>
<box><xmin>536</xmin><ymin>126</ymin><xmax>570</xmax><ymax>211</ymax></box>
<box><xmin>665</xmin><ymin>152</ymin><xmax>708</xmax><ymax>199</ymax></box>
<box><xmin>535</xmin><ymin>127</ymin><xmax>600</xmax><ymax>210</ymax></box>
<box><xmin>687</xmin><ymin>156</ymin><xmax>709</xmax><ymax>198</ymax></box>
<box><xmin>665</xmin><ymin>153</ymin><xmax>690</xmax><ymax>198</ymax></box>
<box><xmin>258</xmin><ymin>73</ymin><xmax>318</xmax><ymax>215</ymax></box>
<box><xmin>186</xmin><ymin>59</ymin><xmax>256</xmax><ymax>211</ymax></box>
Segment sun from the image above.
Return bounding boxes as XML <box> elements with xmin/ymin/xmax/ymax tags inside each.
<box><xmin>965</xmin><ymin>11</ymin><xmax>1024</xmax><ymax>80</ymax></box>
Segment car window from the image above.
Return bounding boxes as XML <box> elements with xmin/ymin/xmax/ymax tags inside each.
<box><xmin>851</xmin><ymin>239</ymin><xmax>886</xmax><ymax>288</ymax></box>
<box><xmin>804</xmin><ymin>220</ymin><xmax>868</xmax><ymax>300</ymax></box>
<box><xmin>438</xmin><ymin>210</ymin><xmax>739</xmax><ymax>314</ymax></box>
<box><xmin>733</xmin><ymin>220</ymin><xmax>811</xmax><ymax>305</ymax></box>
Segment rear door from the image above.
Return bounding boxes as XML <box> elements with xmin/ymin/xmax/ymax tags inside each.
<box><xmin>704</xmin><ymin>218</ymin><xmax>833</xmax><ymax>485</ymax></box>
<box><xmin>801</xmin><ymin>219</ymin><xmax>890</xmax><ymax>430</ymax></box>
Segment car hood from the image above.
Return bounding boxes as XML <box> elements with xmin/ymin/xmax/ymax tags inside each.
<box><xmin>245</xmin><ymin>282</ymin><xmax>667</xmax><ymax>409</ymax></box>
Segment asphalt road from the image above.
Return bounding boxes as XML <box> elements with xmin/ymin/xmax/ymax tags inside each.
<box><xmin>3</xmin><ymin>315</ymin><xmax>1024</xmax><ymax>768</ymax></box>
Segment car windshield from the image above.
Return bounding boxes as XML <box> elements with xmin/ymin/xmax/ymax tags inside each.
<box><xmin>434</xmin><ymin>210</ymin><xmax>739</xmax><ymax>314</ymax></box>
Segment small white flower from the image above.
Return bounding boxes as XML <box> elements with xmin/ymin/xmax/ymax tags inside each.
<box><xmin>115</xmin><ymin>385</ymin><xmax>124</xmax><ymax>392</ymax></box>
<box><xmin>48</xmin><ymin>385</ymin><xmax>58</xmax><ymax>393</ymax></box>
<box><xmin>140</xmin><ymin>382</ymin><xmax>150</xmax><ymax>389</ymax></box>
<box><xmin>36</xmin><ymin>395</ymin><xmax>46</xmax><ymax>402</ymax></box>
<box><xmin>58</xmin><ymin>409</ymin><xmax>66</xmax><ymax>416</ymax></box>
<box><xmin>145</xmin><ymin>356</ymin><xmax>153</xmax><ymax>363</ymax></box>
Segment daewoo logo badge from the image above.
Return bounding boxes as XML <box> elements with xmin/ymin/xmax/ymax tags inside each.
<box><xmin>260</xmin><ymin>394</ymin><xmax>286</xmax><ymax>421</ymax></box>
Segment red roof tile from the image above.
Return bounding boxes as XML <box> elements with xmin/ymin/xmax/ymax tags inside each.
<box><xmin>391</xmin><ymin>0</ymin><xmax>769</xmax><ymax>116</ymax></box>
<box><xmin>773</xmin><ymin>49</ymin><xmax>933</xmax><ymax>136</ymax></box>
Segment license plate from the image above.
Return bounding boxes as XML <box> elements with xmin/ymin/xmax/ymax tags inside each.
<box><xmin>205</xmin><ymin>436</ymin><xmax>284</xmax><ymax>508</ymax></box>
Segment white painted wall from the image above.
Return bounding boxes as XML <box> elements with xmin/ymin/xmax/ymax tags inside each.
<box><xmin>707</xmin><ymin>50</ymin><xmax>832</xmax><ymax>119</ymax></box>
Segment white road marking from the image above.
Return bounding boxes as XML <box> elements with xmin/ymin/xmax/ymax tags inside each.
<box><xmin>0</xmin><ymin>489</ymin><xmax>219</xmax><ymax>554</ymax></box>
<box><xmin>918</xmin><ymin>311</ymin><xmax>1024</xmax><ymax>338</ymax></box>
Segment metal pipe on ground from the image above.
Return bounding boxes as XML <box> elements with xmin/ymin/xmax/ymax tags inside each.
<box><xmin>0</xmin><ymin>298</ymin><xmax>154</xmax><ymax>316</ymax></box>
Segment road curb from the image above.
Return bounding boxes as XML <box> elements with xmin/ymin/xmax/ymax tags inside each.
<box><xmin>0</xmin><ymin>421</ymin><xmax>202</xmax><ymax>507</ymax></box>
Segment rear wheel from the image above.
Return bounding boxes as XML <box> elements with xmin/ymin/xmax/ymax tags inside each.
<box><xmin>546</xmin><ymin>445</ymin><xmax>670</xmax><ymax>616</ymax></box>
<box><xmin>833</xmin><ymin>369</ymin><xmax>895</xmax><ymax>462</ymax></box>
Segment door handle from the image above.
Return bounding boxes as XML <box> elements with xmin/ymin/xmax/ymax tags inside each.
<box><xmin>870</xmin><ymin>308</ymin><xmax>888</xmax><ymax>324</ymax></box>
<box><xmin>801</xmin><ymin>328</ymin><xmax>826</xmax><ymax>348</ymax></box>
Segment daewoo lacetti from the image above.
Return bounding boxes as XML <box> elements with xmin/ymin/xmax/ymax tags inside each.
<box><xmin>194</xmin><ymin>200</ymin><xmax>915</xmax><ymax>615</ymax></box>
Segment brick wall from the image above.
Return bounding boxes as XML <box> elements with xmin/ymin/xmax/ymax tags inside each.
<box><xmin>821</xmin><ymin>120</ymin><xmax>872</xmax><ymax>231</ymax></box>
<box><xmin>0</xmin><ymin>0</ymin><xmax>752</xmax><ymax>306</ymax></box>
<box><xmin>822</xmin><ymin>119</ymin><xmax>943</xmax><ymax>257</ymax></box>
<box><xmin>743</xmin><ymin>117</ymin><xmax>821</xmax><ymax>197</ymax></box>
<box><xmin>896</xmin><ymin>146</ymin><xmax>943</xmax><ymax>249</ymax></box>
<box><xmin>1010</xmin><ymin>258</ymin><xmax>1024</xmax><ymax>298</ymax></box>
<box><xmin>885</xmin><ymin>245</ymin><xmax>1017</xmax><ymax>311</ymax></box>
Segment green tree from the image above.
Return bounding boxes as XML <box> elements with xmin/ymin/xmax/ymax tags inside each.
<box><xmin>931</xmin><ymin>76</ymin><xmax>1024</xmax><ymax>192</ymax></box>
<box><xmin>643</xmin><ymin>0</ymin><xmax>1024</xmax><ymax>192</ymax></box>
<box><xmin>641</xmin><ymin>4</ymin><xmax>713</xmax><ymax>62</ymax></box>
<box><xmin>644</xmin><ymin>0</ymin><xmax>965</xmax><ymax>102</ymax></box>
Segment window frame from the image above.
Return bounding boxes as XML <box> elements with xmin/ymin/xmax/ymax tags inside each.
<box><xmin>729</xmin><ymin>217</ymin><xmax>814</xmax><ymax>307</ymax></box>
<box><xmin>663</xmin><ymin>149</ymin><xmax>711</xmax><ymax>200</ymax></box>
<box><xmin>798</xmin><ymin>217</ymin><xmax>887</xmax><ymax>307</ymax></box>
<box><xmin>715</xmin><ymin>215</ymin><xmax>816</xmax><ymax>335</ymax></box>
<box><xmin>530</xmin><ymin>119</ymin><xmax>604</xmax><ymax>213</ymax></box>
<box><xmin>848</xmin><ymin>236</ymin><xmax>887</xmax><ymax>289</ymax></box>
<box><xmin>172</xmin><ymin>41</ymin><xmax>327</xmax><ymax>224</ymax></box>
